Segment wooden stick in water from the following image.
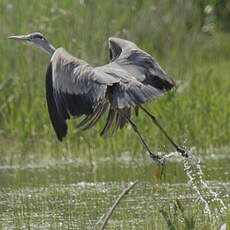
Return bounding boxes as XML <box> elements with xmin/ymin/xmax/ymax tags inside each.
<box><xmin>98</xmin><ymin>181</ymin><xmax>138</xmax><ymax>230</ymax></box>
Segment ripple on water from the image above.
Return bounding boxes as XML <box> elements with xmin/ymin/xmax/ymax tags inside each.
<box><xmin>0</xmin><ymin>148</ymin><xmax>229</xmax><ymax>229</ymax></box>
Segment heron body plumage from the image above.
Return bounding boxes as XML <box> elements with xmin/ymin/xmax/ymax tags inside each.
<box><xmin>47</xmin><ymin>46</ymin><xmax>174</xmax><ymax>140</ymax></box>
<box><xmin>9</xmin><ymin>32</ymin><xmax>186</xmax><ymax>163</ymax></box>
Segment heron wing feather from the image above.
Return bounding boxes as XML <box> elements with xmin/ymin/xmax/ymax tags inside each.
<box><xmin>99</xmin><ymin>64</ymin><xmax>165</xmax><ymax>109</ymax></box>
<box><xmin>46</xmin><ymin>48</ymin><xmax>119</xmax><ymax>140</ymax></box>
<box><xmin>109</xmin><ymin>38</ymin><xmax>175</xmax><ymax>92</ymax></box>
<box><xmin>46</xmin><ymin>63</ymin><xmax>68</xmax><ymax>141</ymax></box>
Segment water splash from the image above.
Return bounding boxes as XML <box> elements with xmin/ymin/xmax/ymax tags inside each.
<box><xmin>160</xmin><ymin>151</ymin><xmax>178</xmax><ymax>162</ymax></box>
<box><xmin>182</xmin><ymin>147</ymin><xmax>227</xmax><ymax>223</ymax></box>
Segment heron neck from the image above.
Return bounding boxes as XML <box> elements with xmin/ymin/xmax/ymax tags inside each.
<box><xmin>46</xmin><ymin>44</ymin><xmax>56</xmax><ymax>55</ymax></box>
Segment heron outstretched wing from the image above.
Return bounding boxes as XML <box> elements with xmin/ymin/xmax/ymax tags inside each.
<box><xmin>96</xmin><ymin>64</ymin><xmax>166</xmax><ymax>109</ymax></box>
<box><xmin>46</xmin><ymin>48</ymin><xmax>119</xmax><ymax>140</ymax></box>
<box><xmin>93</xmin><ymin>64</ymin><xmax>168</xmax><ymax>135</ymax></box>
<box><xmin>97</xmin><ymin>37</ymin><xmax>176</xmax><ymax>134</ymax></box>
<box><xmin>109</xmin><ymin>37</ymin><xmax>175</xmax><ymax>91</ymax></box>
<box><xmin>9</xmin><ymin>32</ymin><xmax>184</xmax><ymax>158</ymax></box>
<box><xmin>46</xmin><ymin>45</ymin><xmax>175</xmax><ymax>140</ymax></box>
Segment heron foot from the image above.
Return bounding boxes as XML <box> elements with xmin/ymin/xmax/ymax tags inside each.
<box><xmin>176</xmin><ymin>146</ymin><xmax>188</xmax><ymax>157</ymax></box>
<box><xmin>149</xmin><ymin>152</ymin><xmax>165</xmax><ymax>165</ymax></box>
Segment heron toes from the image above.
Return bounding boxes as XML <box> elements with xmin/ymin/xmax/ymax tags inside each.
<box><xmin>149</xmin><ymin>153</ymin><xmax>165</xmax><ymax>165</ymax></box>
<box><xmin>176</xmin><ymin>146</ymin><xmax>188</xmax><ymax>157</ymax></box>
<box><xmin>182</xmin><ymin>152</ymin><xmax>189</xmax><ymax>158</ymax></box>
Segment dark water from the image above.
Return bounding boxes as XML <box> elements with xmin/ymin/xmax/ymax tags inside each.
<box><xmin>0</xmin><ymin>151</ymin><xmax>229</xmax><ymax>229</ymax></box>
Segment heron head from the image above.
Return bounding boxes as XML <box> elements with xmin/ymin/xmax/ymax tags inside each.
<box><xmin>8</xmin><ymin>32</ymin><xmax>55</xmax><ymax>55</ymax></box>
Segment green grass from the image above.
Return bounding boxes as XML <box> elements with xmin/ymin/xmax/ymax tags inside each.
<box><xmin>0</xmin><ymin>0</ymin><xmax>229</xmax><ymax>164</ymax></box>
<box><xmin>1</xmin><ymin>0</ymin><xmax>230</xmax><ymax>162</ymax></box>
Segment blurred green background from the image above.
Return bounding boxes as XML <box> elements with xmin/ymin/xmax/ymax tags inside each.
<box><xmin>0</xmin><ymin>0</ymin><xmax>230</xmax><ymax>162</ymax></box>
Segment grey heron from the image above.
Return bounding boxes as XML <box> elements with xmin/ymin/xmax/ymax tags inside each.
<box><xmin>8</xmin><ymin>32</ymin><xmax>187</xmax><ymax>164</ymax></box>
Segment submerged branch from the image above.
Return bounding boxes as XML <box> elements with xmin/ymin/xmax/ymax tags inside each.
<box><xmin>98</xmin><ymin>181</ymin><xmax>138</xmax><ymax>230</ymax></box>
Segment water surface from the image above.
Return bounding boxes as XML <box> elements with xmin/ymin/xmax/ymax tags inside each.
<box><xmin>0</xmin><ymin>152</ymin><xmax>229</xmax><ymax>229</ymax></box>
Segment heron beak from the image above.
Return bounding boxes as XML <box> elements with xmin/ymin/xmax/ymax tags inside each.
<box><xmin>8</xmin><ymin>35</ymin><xmax>28</xmax><ymax>41</ymax></box>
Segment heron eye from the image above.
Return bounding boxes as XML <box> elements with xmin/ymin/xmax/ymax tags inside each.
<box><xmin>34</xmin><ymin>35</ymin><xmax>45</xmax><ymax>40</ymax></box>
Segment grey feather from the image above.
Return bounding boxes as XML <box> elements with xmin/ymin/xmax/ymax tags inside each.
<box><xmin>100</xmin><ymin>108</ymin><xmax>116</xmax><ymax>136</ymax></box>
<box><xmin>109</xmin><ymin>37</ymin><xmax>175</xmax><ymax>91</ymax></box>
<box><xmin>46</xmin><ymin>40</ymin><xmax>176</xmax><ymax>139</ymax></box>
<box><xmin>82</xmin><ymin>101</ymin><xmax>109</xmax><ymax>131</ymax></box>
<box><xmin>9</xmin><ymin>31</ymin><xmax>179</xmax><ymax>156</ymax></box>
<box><xmin>76</xmin><ymin>105</ymin><xmax>102</xmax><ymax>129</ymax></box>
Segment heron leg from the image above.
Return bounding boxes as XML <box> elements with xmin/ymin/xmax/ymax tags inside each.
<box><xmin>119</xmin><ymin>110</ymin><xmax>163</xmax><ymax>165</ymax></box>
<box><xmin>139</xmin><ymin>105</ymin><xmax>187</xmax><ymax>157</ymax></box>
